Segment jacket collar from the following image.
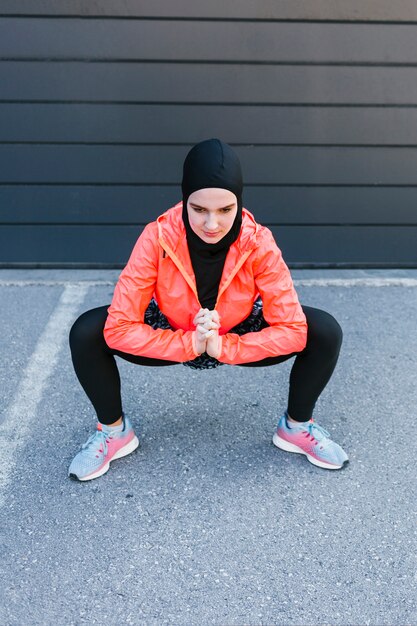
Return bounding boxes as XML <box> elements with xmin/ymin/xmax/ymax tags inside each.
<box><xmin>156</xmin><ymin>202</ymin><xmax>260</xmax><ymax>306</ymax></box>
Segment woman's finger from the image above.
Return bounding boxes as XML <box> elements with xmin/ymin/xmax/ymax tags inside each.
<box><xmin>193</xmin><ymin>309</ymin><xmax>211</xmax><ymax>325</ymax></box>
<box><xmin>197</xmin><ymin>315</ymin><xmax>212</xmax><ymax>326</ymax></box>
<box><xmin>194</xmin><ymin>313</ymin><xmax>206</xmax><ymax>324</ymax></box>
<box><xmin>201</xmin><ymin>319</ymin><xmax>220</xmax><ymax>331</ymax></box>
<box><xmin>194</xmin><ymin>310</ymin><xmax>221</xmax><ymax>329</ymax></box>
<box><xmin>196</xmin><ymin>323</ymin><xmax>214</xmax><ymax>338</ymax></box>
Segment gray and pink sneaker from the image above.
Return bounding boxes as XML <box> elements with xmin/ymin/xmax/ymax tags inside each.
<box><xmin>272</xmin><ymin>411</ymin><xmax>349</xmax><ymax>470</ymax></box>
<box><xmin>68</xmin><ymin>412</ymin><xmax>139</xmax><ymax>481</ymax></box>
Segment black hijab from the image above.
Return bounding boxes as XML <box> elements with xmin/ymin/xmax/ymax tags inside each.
<box><xmin>181</xmin><ymin>138</ymin><xmax>243</xmax><ymax>309</ymax></box>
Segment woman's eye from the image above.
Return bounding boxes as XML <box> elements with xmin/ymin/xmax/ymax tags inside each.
<box><xmin>192</xmin><ymin>207</ymin><xmax>232</xmax><ymax>213</ymax></box>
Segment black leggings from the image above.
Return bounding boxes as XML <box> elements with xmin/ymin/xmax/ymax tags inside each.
<box><xmin>69</xmin><ymin>305</ymin><xmax>342</xmax><ymax>425</ymax></box>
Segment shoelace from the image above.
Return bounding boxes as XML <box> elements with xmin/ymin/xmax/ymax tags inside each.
<box><xmin>81</xmin><ymin>429</ymin><xmax>114</xmax><ymax>458</ymax></box>
<box><xmin>301</xmin><ymin>419</ymin><xmax>331</xmax><ymax>449</ymax></box>
<box><xmin>284</xmin><ymin>417</ymin><xmax>331</xmax><ymax>447</ymax></box>
<box><xmin>305</xmin><ymin>419</ymin><xmax>330</xmax><ymax>442</ymax></box>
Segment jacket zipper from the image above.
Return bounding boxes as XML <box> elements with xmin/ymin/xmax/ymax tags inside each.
<box><xmin>160</xmin><ymin>237</ymin><xmax>254</xmax><ymax>312</ymax></box>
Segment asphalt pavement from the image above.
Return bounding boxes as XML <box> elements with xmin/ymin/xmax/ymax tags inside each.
<box><xmin>0</xmin><ymin>268</ymin><xmax>416</xmax><ymax>626</ymax></box>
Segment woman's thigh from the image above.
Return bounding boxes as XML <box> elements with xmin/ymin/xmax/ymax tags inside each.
<box><xmin>237</xmin><ymin>304</ymin><xmax>342</xmax><ymax>367</ymax></box>
<box><xmin>70</xmin><ymin>304</ymin><xmax>180</xmax><ymax>367</ymax></box>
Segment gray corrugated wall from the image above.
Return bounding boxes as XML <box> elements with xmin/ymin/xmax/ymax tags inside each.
<box><xmin>1</xmin><ymin>1</ymin><xmax>417</xmax><ymax>267</ymax></box>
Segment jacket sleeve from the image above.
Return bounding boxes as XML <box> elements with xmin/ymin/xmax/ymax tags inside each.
<box><xmin>103</xmin><ymin>223</ymin><xmax>200</xmax><ymax>361</ymax></box>
<box><xmin>217</xmin><ymin>229</ymin><xmax>308</xmax><ymax>365</ymax></box>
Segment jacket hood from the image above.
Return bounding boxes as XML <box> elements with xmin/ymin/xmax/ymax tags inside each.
<box><xmin>157</xmin><ymin>201</ymin><xmax>259</xmax><ymax>254</ymax></box>
<box><xmin>181</xmin><ymin>138</ymin><xmax>244</xmax><ymax>254</ymax></box>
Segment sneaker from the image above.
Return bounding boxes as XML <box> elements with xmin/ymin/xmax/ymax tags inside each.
<box><xmin>68</xmin><ymin>411</ymin><xmax>139</xmax><ymax>481</ymax></box>
<box><xmin>272</xmin><ymin>411</ymin><xmax>349</xmax><ymax>470</ymax></box>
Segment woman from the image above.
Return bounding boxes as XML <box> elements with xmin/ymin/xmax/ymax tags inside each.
<box><xmin>68</xmin><ymin>138</ymin><xmax>348</xmax><ymax>481</ymax></box>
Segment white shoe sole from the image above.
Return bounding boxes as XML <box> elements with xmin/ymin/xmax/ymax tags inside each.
<box><xmin>272</xmin><ymin>431</ymin><xmax>347</xmax><ymax>470</ymax></box>
<box><xmin>71</xmin><ymin>435</ymin><xmax>140</xmax><ymax>481</ymax></box>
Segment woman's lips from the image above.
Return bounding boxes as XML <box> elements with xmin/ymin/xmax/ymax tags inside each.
<box><xmin>203</xmin><ymin>231</ymin><xmax>221</xmax><ymax>237</ymax></box>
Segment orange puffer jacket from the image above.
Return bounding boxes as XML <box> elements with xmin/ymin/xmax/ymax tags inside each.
<box><xmin>103</xmin><ymin>202</ymin><xmax>308</xmax><ymax>364</ymax></box>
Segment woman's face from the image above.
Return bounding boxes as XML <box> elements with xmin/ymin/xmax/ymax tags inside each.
<box><xmin>186</xmin><ymin>188</ymin><xmax>238</xmax><ymax>244</ymax></box>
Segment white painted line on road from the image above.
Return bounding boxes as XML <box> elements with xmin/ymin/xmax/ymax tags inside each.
<box><xmin>0</xmin><ymin>280</ymin><xmax>115</xmax><ymax>287</ymax></box>
<box><xmin>294</xmin><ymin>277</ymin><xmax>417</xmax><ymax>287</ymax></box>
<box><xmin>0</xmin><ymin>278</ymin><xmax>417</xmax><ymax>287</ymax></box>
<box><xmin>0</xmin><ymin>284</ymin><xmax>89</xmax><ymax>509</ymax></box>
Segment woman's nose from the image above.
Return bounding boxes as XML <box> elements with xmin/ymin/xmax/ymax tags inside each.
<box><xmin>206</xmin><ymin>214</ymin><xmax>218</xmax><ymax>230</ymax></box>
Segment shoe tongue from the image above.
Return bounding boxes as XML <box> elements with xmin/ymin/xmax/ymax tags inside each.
<box><xmin>310</xmin><ymin>423</ymin><xmax>327</xmax><ymax>443</ymax></box>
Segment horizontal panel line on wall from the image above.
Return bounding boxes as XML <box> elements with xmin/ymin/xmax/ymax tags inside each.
<box><xmin>2</xmin><ymin>0</ymin><xmax>417</xmax><ymax>22</ymax></box>
<box><xmin>3</xmin><ymin>15</ymin><xmax>417</xmax><ymax>25</ymax></box>
<box><xmin>3</xmin><ymin>142</ymin><xmax>417</xmax><ymax>149</ymax></box>
<box><xmin>3</xmin><ymin>101</ymin><xmax>417</xmax><ymax>109</ymax></box>
<box><xmin>3</xmin><ymin>183</ymin><xmax>417</xmax><ymax>188</ymax></box>
<box><xmin>5</xmin><ymin>182</ymin><xmax>416</xmax><ymax>186</ymax></box>
<box><xmin>2</xmin><ymin>15</ymin><xmax>417</xmax><ymax>26</ymax></box>
<box><xmin>5</xmin><ymin>58</ymin><xmax>417</xmax><ymax>69</ymax></box>
<box><xmin>2</xmin><ymin>262</ymin><xmax>417</xmax><ymax>270</ymax></box>
<box><xmin>2</xmin><ymin>223</ymin><xmax>416</xmax><ymax>227</ymax></box>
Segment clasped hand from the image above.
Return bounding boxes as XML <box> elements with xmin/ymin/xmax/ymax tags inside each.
<box><xmin>193</xmin><ymin>308</ymin><xmax>221</xmax><ymax>359</ymax></box>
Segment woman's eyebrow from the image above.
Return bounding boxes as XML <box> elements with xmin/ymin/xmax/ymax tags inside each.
<box><xmin>189</xmin><ymin>203</ymin><xmax>235</xmax><ymax>210</ymax></box>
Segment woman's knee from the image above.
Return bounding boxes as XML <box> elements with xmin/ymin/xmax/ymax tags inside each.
<box><xmin>302</xmin><ymin>306</ymin><xmax>343</xmax><ymax>354</ymax></box>
<box><xmin>69</xmin><ymin>305</ymin><xmax>109</xmax><ymax>350</ymax></box>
